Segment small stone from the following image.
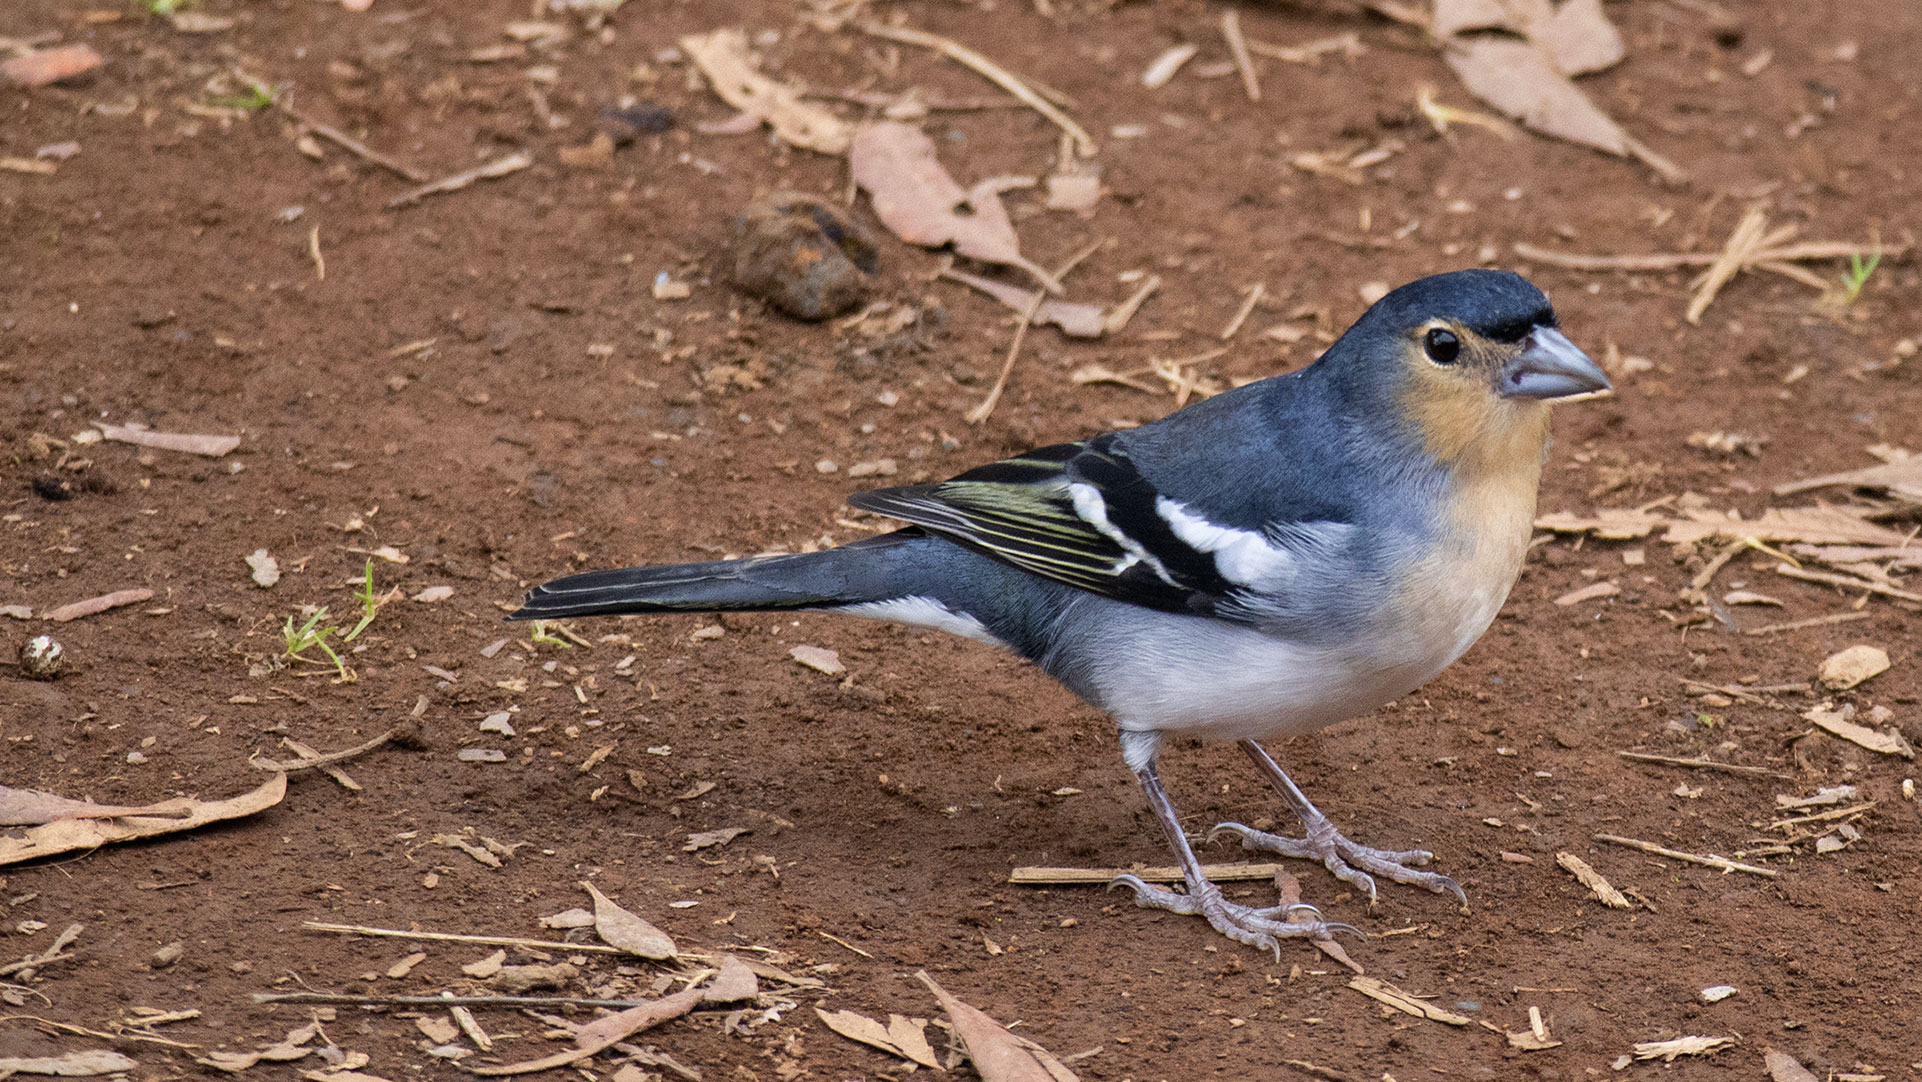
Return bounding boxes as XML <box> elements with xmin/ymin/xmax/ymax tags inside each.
<box><xmin>1818</xmin><ymin>644</ymin><xmax>1889</xmax><ymax>691</ymax></box>
<box><xmin>731</xmin><ymin>192</ymin><xmax>877</xmax><ymax>321</ymax></box>
<box><xmin>151</xmin><ymin>941</ymin><xmax>184</xmax><ymax>968</ymax></box>
<box><xmin>19</xmin><ymin>635</ymin><xmax>63</xmax><ymax>679</ymax></box>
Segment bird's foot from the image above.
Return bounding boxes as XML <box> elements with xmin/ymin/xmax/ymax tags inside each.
<box><xmin>1109</xmin><ymin>874</ymin><xmax>1359</xmax><ymax>959</ymax></box>
<box><xmin>1209</xmin><ymin>820</ymin><xmax>1466</xmax><ymax>905</ymax></box>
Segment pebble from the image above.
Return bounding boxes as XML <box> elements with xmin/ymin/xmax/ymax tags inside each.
<box><xmin>731</xmin><ymin>192</ymin><xmax>876</xmax><ymax>321</ymax></box>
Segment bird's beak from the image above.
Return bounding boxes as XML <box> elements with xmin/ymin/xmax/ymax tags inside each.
<box><xmin>1497</xmin><ymin>327</ymin><xmax>1612</xmax><ymax>401</ymax></box>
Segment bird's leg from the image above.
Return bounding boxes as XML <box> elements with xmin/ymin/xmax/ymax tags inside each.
<box><xmin>1210</xmin><ymin>739</ymin><xmax>1466</xmax><ymax>905</ymax></box>
<box><xmin>1110</xmin><ymin>758</ymin><xmax>1357</xmax><ymax>958</ymax></box>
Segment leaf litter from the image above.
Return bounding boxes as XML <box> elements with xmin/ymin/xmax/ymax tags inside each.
<box><xmin>0</xmin><ymin>773</ymin><xmax>286</xmax><ymax>867</ymax></box>
<box><xmin>580</xmin><ymin>880</ymin><xmax>678</xmax><ymax>959</ymax></box>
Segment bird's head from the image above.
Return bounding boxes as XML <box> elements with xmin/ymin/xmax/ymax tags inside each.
<box><xmin>1329</xmin><ymin>269</ymin><xmax>1610</xmax><ymax>469</ymax></box>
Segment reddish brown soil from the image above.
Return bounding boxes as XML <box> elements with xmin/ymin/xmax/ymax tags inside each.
<box><xmin>4</xmin><ymin>1</ymin><xmax>1920</xmax><ymax>1080</ymax></box>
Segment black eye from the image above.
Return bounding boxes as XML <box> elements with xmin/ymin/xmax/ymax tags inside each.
<box><xmin>1423</xmin><ymin>328</ymin><xmax>1460</xmax><ymax>365</ymax></box>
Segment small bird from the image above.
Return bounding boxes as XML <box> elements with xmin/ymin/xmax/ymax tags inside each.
<box><xmin>512</xmin><ymin>270</ymin><xmax>1609</xmax><ymax>955</ymax></box>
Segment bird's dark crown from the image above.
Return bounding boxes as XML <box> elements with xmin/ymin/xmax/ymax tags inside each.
<box><xmin>1361</xmin><ymin>269</ymin><xmax>1555</xmax><ymax>343</ymax></box>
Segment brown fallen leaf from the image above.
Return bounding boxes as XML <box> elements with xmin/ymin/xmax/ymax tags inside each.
<box><xmin>0</xmin><ymin>785</ymin><xmax>194</xmax><ymax>826</ymax></box>
<box><xmin>198</xmin><ymin>1022</ymin><xmax>321</xmax><ymax>1072</ymax></box>
<box><xmin>468</xmin><ymin>985</ymin><xmax>704</xmax><ymax>1076</ymax></box>
<box><xmin>1553</xmin><ymin>581</ymin><xmax>1619</xmax><ymax>607</ymax></box>
<box><xmin>0</xmin><ymin>1051</ymin><xmax>138</xmax><ymax>1076</ymax></box>
<box><xmin>679</xmin><ymin>29</ymin><xmax>852</xmax><ymax>154</ymax></box>
<box><xmin>1631</xmin><ymin>1035</ymin><xmax>1732</xmax><ymax>1062</ymax></box>
<box><xmin>0</xmin><ymin>772</ymin><xmax>286</xmax><ymax>867</ymax></box>
<box><xmin>1</xmin><ymin>44</ymin><xmax>104</xmax><ymax>88</ymax></box>
<box><xmin>1775</xmin><ymin>451</ymin><xmax>1922</xmax><ymax>501</ymax></box>
<box><xmin>815</xmin><ymin>1009</ymin><xmax>940</xmax><ymax>1069</ymax></box>
<box><xmin>580</xmin><ymin>880</ymin><xmax>677</xmax><ymax>959</ymax></box>
<box><xmin>43</xmin><ymin>588</ymin><xmax>156</xmax><ymax>622</ymax></box>
<box><xmin>938</xmin><ymin>265</ymin><xmax>1107</xmax><ymax>338</ymax></box>
<box><xmin>851</xmin><ymin>122</ymin><xmax>1061</xmax><ymax>293</ymax></box>
<box><xmin>95</xmin><ymin>422</ymin><xmax>241</xmax><ymax>457</ymax></box>
<box><xmin>917</xmin><ymin>971</ymin><xmax>1078</xmax><ymax>1082</ymax></box>
<box><xmin>1817</xmin><ymin>645</ymin><xmax>1889</xmax><ymax>690</ymax></box>
<box><xmin>683</xmin><ymin>826</ymin><xmax>748</xmax><ymax>852</ymax></box>
<box><xmin>1803</xmin><ymin>704</ymin><xmax>1916</xmax><ymax>760</ymax></box>
<box><xmin>703</xmin><ymin>953</ymin><xmax>759</xmax><ymax>1003</ymax></box>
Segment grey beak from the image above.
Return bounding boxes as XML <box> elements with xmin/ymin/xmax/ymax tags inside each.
<box><xmin>1497</xmin><ymin>327</ymin><xmax>1612</xmax><ymax>401</ymax></box>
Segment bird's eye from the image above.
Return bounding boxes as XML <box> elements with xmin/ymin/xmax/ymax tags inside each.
<box><xmin>1423</xmin><ymin>328</ymin><xmax>1461</xmax><ymax>365</ymax></box>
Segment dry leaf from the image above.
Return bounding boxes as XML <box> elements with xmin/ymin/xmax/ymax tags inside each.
<box><xmin>0</xmin><ymin>785</ymin><xmax>193</xmax><ymax>826</ymax></box>
<box><xmin>580</xmin><ymin>880</ymin><xmax>677</xmax><ymax>959</ymax></box>
<box><xmin>683</xmin><ymin>827</ymin><xmax>748</xmax><ymax>852</ymax></box>
<box><xmin>468</xmin><ymin>985</ymin><xmax>703</xmax><ymax>1076</ymax></box>
<box><xmin>703</xmin><ymin>953</ymin><xmax>759</xmax><ymax>1003</ymax></box>
<box><xmin>95</xmin><ymin>422</ymin><xmax>241</xmax><ymax>456</ymax></box>
<box><xmin>679</xmin><ymin>29</ymin><xmax>852</xmax><ymax>154</ymax></box>
<box><xmin>918</xmin><ymin>971</ymin><xmax>1078</xmax><ymax>1082</ymax></box>
<box><xmin>1631</xmin><ymin>1035</ymin><xmax>1732</xmax><ymax>1061</ymax></box>
<box><xmin>1763</xmin><ymin>1049</ymin><xmax>1820</xmax><ymax>1082</ymax></box>
<box><xmin>1554</xmin><ymin>852</ymin><xmax>1631</xmax><ymax>908</ymax></box>
<box><xmin>1442</xmin><ymin>38</ymin><xmax>1631</xmax><ymax>156</ymax></box>
<box><xmin>0</xmin><ymin>1051</ymin><xmax>138</xmax><ymax>1076</ymax></box>
<box><xmin>1665</xmin><ymin>506</ymin><xmax>1909</xmax><ymax>547</ymax></box>
<box><xmin>851</xmin><ymin>122</ymin><xmax>1059</xmax><ymax>292</ymax></box>
<box><xmin>198</xmin><ymin>1022</ymin><xmax>322</xmax><ymax>1072</ymax></box>
<box><xmin>1803</xmin><ymin>704</ymin><xmax>1915</xmax><ymax>759</ymax></box>
<box><xmin>815</xmin><ymin>1009</ymin><xmax>940</xmax><ymax>1069</ymax></box>
<box><xmin>0</xmin><ymin>773</ymin><xmax>286</xmax><ymax>867</ymax></box>
<box><xmin>1817</xmin><ymin>644</ymin><xmax>1889</xmax><ymax>690</ymax></box>
<box><xmin>1</xmin><ymin>45</ymin><xmax>104</xmax><ymax>89</ymax></box>
<box><xmin>44</xmin><ymin>588</ymin><xmax>156</xmax><ymax>622</ymax></box>
<box><xmin>1347</xmin><ymin>977</ymin><xmax>1473</xmax><ymax>1025</ymax></box>
<box><xmin>939</xmin><ymin>266</ymin><xmax>1107</xmax><ymax>338</ymax></box>
<box><xmin>1774</xmin><ymin>450</ymin><xmax>1922</xmax><ymax>500</ymax></box>
<box><xmin>412</xmin><ymin>586</ymin><xmax>455</xmax><ymax>603</ymax></box>
<box><xmin>1435</xmin><ymin>0</ymin><xmax>1623</xmax><ymax>75</ymax></box>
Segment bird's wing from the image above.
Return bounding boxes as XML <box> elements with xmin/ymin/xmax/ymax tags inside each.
<box><xmin>849</xmin><ymin>434</ymin><xmax>1278</xmax><ymax>615</ymax></box>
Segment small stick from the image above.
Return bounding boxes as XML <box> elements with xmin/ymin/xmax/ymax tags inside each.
<box><xmin>1591</xmin><ymin>833</ymin><xmax>1778</xmax><ymax>878</ymax></box>
<box><xmin>1103</xmin><ymin>274</ymin><xmax>1161</xmax><ymax>335</ymax></box>
<box><xmin>387</xmin><ymin>150</ymin><xmax>534</xmax><ymax>209</ymax></box>
<box><xmin>860</xmin><ymin>22</ymin><xmax>1097</xmax><ymax>157</ymax></box>
<box><xmin>1769</xmin><ymin>802</ymin><xmax>1876</xmax><ymax>830</ymax></box>
<box><xmin>1010</xmin><ymin>863</ymin><xmax>1285</xmax><ymax>885</ymax></box>
<box><xmin>1617</xmin><ymin>751</ymin><xmax>1786</xmax><ymax>778</ymax></box>
<box><xmin>1741</xmin><ymin>610</ymin><xmax>1874</xmax><ymax>636</ymax></box>
<box><xmin>966</xmin><ymin>289</ymin><xmax>1045</xmax><ymax>426</ymax></box>
<box><xmin>1219</xmin><ymin>282</ymin><xmax>1265</xmax><ymax>340</ymax></box>
<box><xmin>1220</xmin><ymin>10</ymin><xmax>1261</xmax><ymax>102</ymax></box>
<box><xmin>302</xmin><ymin>921</ymin><xmax>626</xmax><ymax>955</ymax></box>
<box><xmin>815</xmin><ymin>931</ymin><xmax>872</xmax><ymax>959</ymax></box>
<box><xmin>1775</xmin><ymin>563</ymin><xmax>1922</xmax><ymax>602</ymax></box>
<box><xmin>254</xmin><ymin>992</ymin><xmax>677</xmax><ymax>1008</ymax></box>
<box><xmin>1513</xmin><ymin>239</ymin><xmax>1905</xmax><ymax>272</ymax></box>
<box><xmin>251</xmin><ymin>728</ymin><xmax>396</xmax><ymax>773</ymax></box>
<box><xmin>278</xmin><ymin>102</ymin><xmax>427</xmax><ymax>182</ymax></box>
<box><xmin>307</xmin><ymin>225</ymin><xmax>325</xmax><ymax>281</ymax></box>
<box><xmin>1677</xmin><ymin>677</ymin><xmax>1768</xmax><ymax>704</ymax></box>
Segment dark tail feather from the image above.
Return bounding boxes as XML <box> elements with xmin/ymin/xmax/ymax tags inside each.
<box><xmin>508</xmin><ymin>535</ymin><xmax>912</xmax><ymax>622</ymax></box>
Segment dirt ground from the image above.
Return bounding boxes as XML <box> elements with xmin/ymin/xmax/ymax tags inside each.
<box><xmin>4</xmin><ymin>0</ymin><xmax>1921</xmax><ymax>1079</ymax></box>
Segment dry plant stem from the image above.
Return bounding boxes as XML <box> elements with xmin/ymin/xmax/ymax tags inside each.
<box><xmin>1010</xmin><ymin>863</ymin><xmax>1286</xmax><ymax>885</ymax></box>
<box><xmin>1769</xmin><ymin>802</ymin><xmax>1876</xmax><ymax>830</ymax></box>
<box><xmin>387</xmin><ymin>150</ymin><xmax>535</xmax><ymax>208</ymax></box>
<box><xmin>1104</xmin><ymin>274</ymin><xmax>1161</xmax><ymax>335</ymax></box>
<box><xmin>966</xmin><ymin>288</ymin><xmax>1046</xmax><ymax>425</ymax></box>
<box><xmin>0</xmin><ymin>1014</ymin><xmax>198</xmax><ymax>1050</ymax></box>
<box><xmin>1774</xmin><ymin>563</ymin><xmax>1922</xmax><ymax>602</ymax></box>
<box><xmin>1741</xmin><ymin>610</ymin><xmax>1873</xmax><ymax>635</ymax></box>
<box><xmin>1220</xmin><ymin>282</ymin><xmax>1265</xmax><ymax>340</ymax></box>
<box><xmin>250</xmin><ymin>728</ymin><xmax>397</xmax><ymax>773</ymax></box>
<box><xmin>860</xmin><ymin>22</ymin><xmax>1097</xmax><ymax>157</ymax></box>
<box><xmin>279</xmin><ymin>101</ymin><xmax>427</xmax><ymax>182</ymax></box>
<box><xmin>1221</xmin><ymin>10</ymin><xmax>1261</xmax><ymax>102</ymax></box>
<box><xmin>1592</xmin><ymin>833</ymin><xmax>1779</xmax><ymax>877</ymax></box>
<box><xmin>1617</xmin><ymin>751</ymin><xmax>1788</xmax><ymax>778</ymax></box>
<box><xmin>303</xmin><ymin>921</ymin><xmax>626</xmax><ymax>955</ymax></box>
<box><xmin>254</xmin><ymin>992</ymin><xmax>684</xmax><ymax>1009</ymax></box>
<box><xmin>1687</xmin><ymin>207</ymin><xmax>1768</xmax><ymax>324</ymax></box>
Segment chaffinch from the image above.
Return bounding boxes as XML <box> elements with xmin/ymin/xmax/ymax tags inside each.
<box><xmin>513</xmin><ymin>269</ymin><xmax>1610</xmax><ymax>956</ymax></box>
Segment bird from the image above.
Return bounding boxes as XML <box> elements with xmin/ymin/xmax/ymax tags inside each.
<box><xmin>511</xmin><ymin>269</ymin><xmax>1610</xmax><ymax>956</ymax></box>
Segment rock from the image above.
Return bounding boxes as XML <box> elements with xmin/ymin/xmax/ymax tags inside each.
<box><xmin>731</xmin><ymin>192</ymin><xmax>877</xmax><ymax>321</ymax></box>
<box><xmin>1818</xmin><ymin>644</ymin><xmax>1889</xmax><ymax>690</ymax></box>
<box><xmin>20</xmin><ymin>635</ymin><xmax>64</xmax><ymax>679</ymax></box>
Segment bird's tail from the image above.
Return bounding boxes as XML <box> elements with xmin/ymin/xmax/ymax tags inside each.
<box><xmin>508</xmin><ymin>534</ymin><xmax>911</xmax><ymax>622</ymax></box>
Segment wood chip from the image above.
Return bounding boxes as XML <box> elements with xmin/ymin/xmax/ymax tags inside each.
<box><xmin>1553</xmin><ymin>581</ymin><xmax>1619</xmax><ymax>606</ymax></box>
<box><xmin>1764</xmin><ymin>1049</ymin><xmax>1821</xmax><ymax>1082</ymax></box>
<box><xmin>1554</xmin><ymin>852</ymin><xmax>1631</xmax><ymax>908</ymax></box>
<box><xmin>1803</xmin><ymin>704</ymin><xmax>1915</xmax><ymax>759</ymax></box>
<box><xmin>43</xmin><ymin>587</ymin><xmax>155</xmax><ymax>622</ymax></box>
<box><xmin>1632</xmin><ymin>1035</ymin><xmax>1732</xmax><ymax>1062</ymax></box>
<box><xmin>1346</xmin><ymin>977</ymin><xmax>1472</xmax><ymax>1025</ymax></box>
<box><xmin>95</xmin><ymin>422</ymin><xmax>241</xmax><ymax>456</ymax></box>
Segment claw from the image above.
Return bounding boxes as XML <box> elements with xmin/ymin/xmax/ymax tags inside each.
<box><xmin>1210</xmin><ymin>820</ymin><xmax>1463</xmax><ymax>905</ymax></box>
<box><xmin>1109</xmin><ymin>872</ymin><xmax>1360</xmax><ymax>955</ymax></box>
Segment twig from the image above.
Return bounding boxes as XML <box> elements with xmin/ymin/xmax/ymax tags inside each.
<box><xmin>1591</xmin><ymin>834</ymin><xmax>1779</xmax><ymax>878</ymax></box>
<box><xmin>1775</xmin><ymin>562</ymin><xmax>1922</xmax><ymax>602</ymax></box>
<box><xmin>815</xmin><ymin>931</ymin><xmax>873</xmax><ymax>959</ymax></box>
<box><xmin>253</xmin><ymin>992</ymin><xmax>674</xmax><ymax>1009</ymax></box>
<box><xmin>1741</xmin><ymin>610</ymin><xmax>1874</xmax><ymax>635</ymax></box>
<box><xmin>1768</xmin><ymin>802</ymin><xmax>1876</xmax><ymax>830</ymax></box>
<box><xmin>966</xmin><ymin>287</ymin><xmax>1045</xmax><ymax>425</ymax></box>
<box><xmin>1103</xmin><ymin>274</ymin><xmax>1161</xmax><ymax>335</ymax></box>
<box><xmin>1219</xmin><ymin>282</ymin><xmax>1265</xmax><ymax>340</ymax></box>
<box><xmin>387</xmin><ymin>150</ymin><xmax>535</xmax><ymax>209</ymax></box>
<box><xmin>251</xmin><ymin>728</ymin><xmax>397</xmax><ymax>773</ymax></box>
<box><xmin>1244</xmin><ymin>32</ymin><xmax>1363</xmax><ymax>66</ymax></box>
<box><xmin>1687</xmin><ymin>207</ymin><xmax>1768</xmax><ymax>324</ymax></box>
<box><xmin>1010</xmin><ymin>863</ymin><xmax>1285</xmax><ymax>885</ymax></box>
<box><xmin>1617</xmin><ymin>751</ymin><xmax>1788</xmax><ymax>778</ymax></box>
<box><xmin>303</xmin><ymin>921</ymin><xmax>627</xmax><ymax>955</ymax></box>
<box><xmin>1220</xmin><ymin>10</ymin><xmax>1261</xmax><ymax>102</ymax></box>
<box><xmin>860</xmin><ymin>22</ymin><xmax>1097</xmax><ymax>157</ymax></box>
<box><xmin>278</xmin><ymin>101</ymin><xmax>427</xmax><ymax>182</ymax></box>
<box><xmin>0</xmin><ymin>1013</ymin><xmax>198</xmax><ymax>1050</ymax></box>
<box><xmin>307</xmin><ymin>225</ymin><xmax>325</xmax><ymax>282</ymax></box>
